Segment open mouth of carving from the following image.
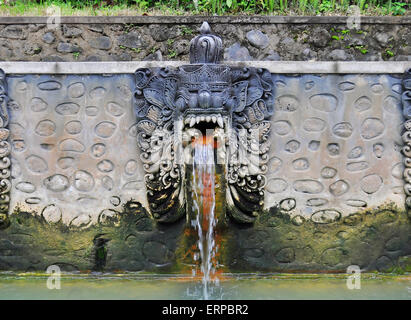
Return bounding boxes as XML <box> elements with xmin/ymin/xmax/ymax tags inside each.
<box><xmin>182</xmin><ymin>112</ymin><xmax>228</xmax><ymax>152</ymax></box>
<box><xmin>182</xmin><ymin>109</ymin><xmax>229</xmax><ymax>146</ymax></box>
<box><xmin>183</xmin><ymin>113</ymin><xmax>225</xmax><ymax>129</ymax></box>
<box><xmin>183</xmin><ymin>108</ymin><xmax>228</xmax><ymax>130</ymax></box>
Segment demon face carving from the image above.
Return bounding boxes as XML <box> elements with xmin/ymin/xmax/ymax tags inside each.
<box><xmin>134</xmin><ymin>22</ymin><xmax>274</xmax><ymax>224</ymax></box>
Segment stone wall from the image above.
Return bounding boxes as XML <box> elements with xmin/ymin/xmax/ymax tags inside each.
<box><xmin>1</xmin><ymin>67</ymin><xmax>411</xmax><ymax>272</ymax></box>
<box><xmin>0</xmin><ymin>15</ymin><xmax>410</xmax><ymax>272</ymax></box>
<box><xmin>7</xmin><ymin>74</ymin><xmax>147</xmax><ymax>226</ymax></box>
<box><xmin>265</xmin><ymin>73</ymin><xmax>405</xmax><ymax>221</ymax></box>
<box><xmin>5</xmin><ymin>71</ymin><xmax>406</xmax><ymax>225</ymax></box>
<box><xmin>0</xmin><ymin>17</ymin><xmax>410</xmax><ymax>62</ymax></box>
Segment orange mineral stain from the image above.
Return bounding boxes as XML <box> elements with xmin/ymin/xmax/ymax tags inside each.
<box><xmin>190</xmin><ymin>133</ymin><xmax>222</xmax><ymax>286</ymax></box>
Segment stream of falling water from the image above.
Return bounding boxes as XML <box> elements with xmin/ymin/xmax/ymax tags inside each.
<box><xmin>190</xmin><ymin>136</ymin><xmax>220</xmax><ymax>300</ymax></box>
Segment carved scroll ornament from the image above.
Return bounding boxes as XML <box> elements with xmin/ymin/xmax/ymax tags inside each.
<box><xmin>402</xmin><ymin>68</ymin><xmax>411</xmax><ymax>216</ymax></box>
<box><xmin>0</xmin><ymin>69</ymin><xmax>11</xmax><ymax>226</ymax></box>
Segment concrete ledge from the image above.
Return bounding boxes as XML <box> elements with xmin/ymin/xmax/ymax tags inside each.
<box><xmin>0</xmin><ymin>61</ymin><xmax>410</xmax><ymax>74</ymax></box>
<box><xmin>0</xmin><ymin>15</ymin><xmax>410</xmax><ymax>25</ymax></box>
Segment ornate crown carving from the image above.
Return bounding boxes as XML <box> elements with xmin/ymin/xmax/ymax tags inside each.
<box><xmin>179</xmin><ymin>64</ymin><xmax>231</xmax><ymax>90</ymax></box>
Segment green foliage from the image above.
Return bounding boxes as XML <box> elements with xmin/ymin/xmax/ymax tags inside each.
<box><xmin>124</xmin><ymin>23</ymin><xmax>136</xmax><ymax>34</ymax></box>
<box><xmin>354</xmin><ymin>45</ymin><xmax>368</xmax><ymax>54</ymax></box>
<box><xmin>359</xmin><ymin>48</ymin><xmax>368</xmax><ymax>54</ymax></box>
<box><xmin>0</xmin><ymin>0</ymin><xmax>408</xmax><ymax>16</ymax></box>
<box><xmin>167</xmin><ymin>49</ymin><xmax>177</xmax><ymax>58</ymax></box>
<box><xmin>331</xmin><ymin>35</ymin><xmax>341</xmax><ymax>40</ymax></box>
<box><xmin>319</xmin><ymin>0</ymin><xmax>334</xmax><ymax>12</ymax></box>
<box><xmin>391</xmin><ymin>1</ymin><xmax>407</xmax><ymax>15</ymax></box>
<box><xmin>385</xmin><ymin>49</ymin><xmax>394</xmax><ymax>57</ymax></box>
<box><xmin>180</xmin><ymin>26</ymin><xmax>194</xmax><ymax>36</ymax></box>
<box><xmin>150</xmin><ymin>46</ymin><xmax>158</xmax><ymax>54</ymax></box>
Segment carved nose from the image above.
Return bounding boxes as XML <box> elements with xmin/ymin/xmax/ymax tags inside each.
<box><xmin>198</xmin><ymin>91</ymin><xmax>211</xmax><ymax>108</ymax></box>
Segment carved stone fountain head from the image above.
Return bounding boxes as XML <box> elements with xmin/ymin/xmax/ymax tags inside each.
<box><xmin>134</xmin><ymin>22</ymin><xmax>274</xmax><ymax>224</ymax></box>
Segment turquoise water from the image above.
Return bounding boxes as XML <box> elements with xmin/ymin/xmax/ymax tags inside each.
<box><xmin>0</xmin><ymin>273</ymin><xmax>410</xmax><ymax>300</ymax></box>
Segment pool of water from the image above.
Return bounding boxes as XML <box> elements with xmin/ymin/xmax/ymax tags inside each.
<box><xmin>0</xmin><ymin>273</ymin><xmax>410</xmax><ymax>300</ymax></box>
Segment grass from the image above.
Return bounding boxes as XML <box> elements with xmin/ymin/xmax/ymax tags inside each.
<box><xmin>0</xmin><ymin>0</ymin><xmax>408</xmax><ymax>16</ymax></box>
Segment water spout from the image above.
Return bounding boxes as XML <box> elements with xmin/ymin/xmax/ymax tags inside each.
<box><xmin>191</xmin><ymin>135</ymin><xmax>219</xmax><ymax>300</ymax></box>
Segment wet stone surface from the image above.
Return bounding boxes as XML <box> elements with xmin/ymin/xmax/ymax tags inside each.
<box><xmin>0</xmin><ymin>202</ymin><xmax>185</xmax><ymax>272</ymax></box>
<box><xmin>225</xmin><ymin>204</ymin><xmax>411</xmax><ymax>273</ymax></box>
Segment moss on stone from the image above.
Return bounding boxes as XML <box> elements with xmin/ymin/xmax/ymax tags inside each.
<box><xmin>222</xmin><ymin>202</ymin><xmax>411</xmax><ymax>273</ymax></box>
<box><xmin>397</xmin><ymin>255</ymin><xmax>411</xmax><ymax>273</ymax></box>
<box><xmin>0</xmin><ymin>201</ymin><xmax>184</xmax><ymax>273</ymax></box>
<box><xmin>0</xmin><ymin>201</ymin><xmax>410</xmax><ymax>273</ymax></box>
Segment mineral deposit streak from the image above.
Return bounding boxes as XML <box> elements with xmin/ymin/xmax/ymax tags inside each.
<box><xmin>191</xmin><ymin>135</ymin><xmax>219</xmax><ymax>300</ymax></box>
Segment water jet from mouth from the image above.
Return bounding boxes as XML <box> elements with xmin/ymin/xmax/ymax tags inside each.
<box><xmin>190</xmin><ymin>134</ymin><xmax>219</xmax><ymax>299</ymax></box>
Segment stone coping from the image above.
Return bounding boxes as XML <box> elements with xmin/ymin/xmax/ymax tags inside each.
<box><xmin>0</xmin><ymin>15</ymin><xmax>410</xmax><ymax>25</ymax></box>
<box><xmin>0</xmin><ymin>61</ymin><xmax>410</xmax><ymax>74</ymax></box>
